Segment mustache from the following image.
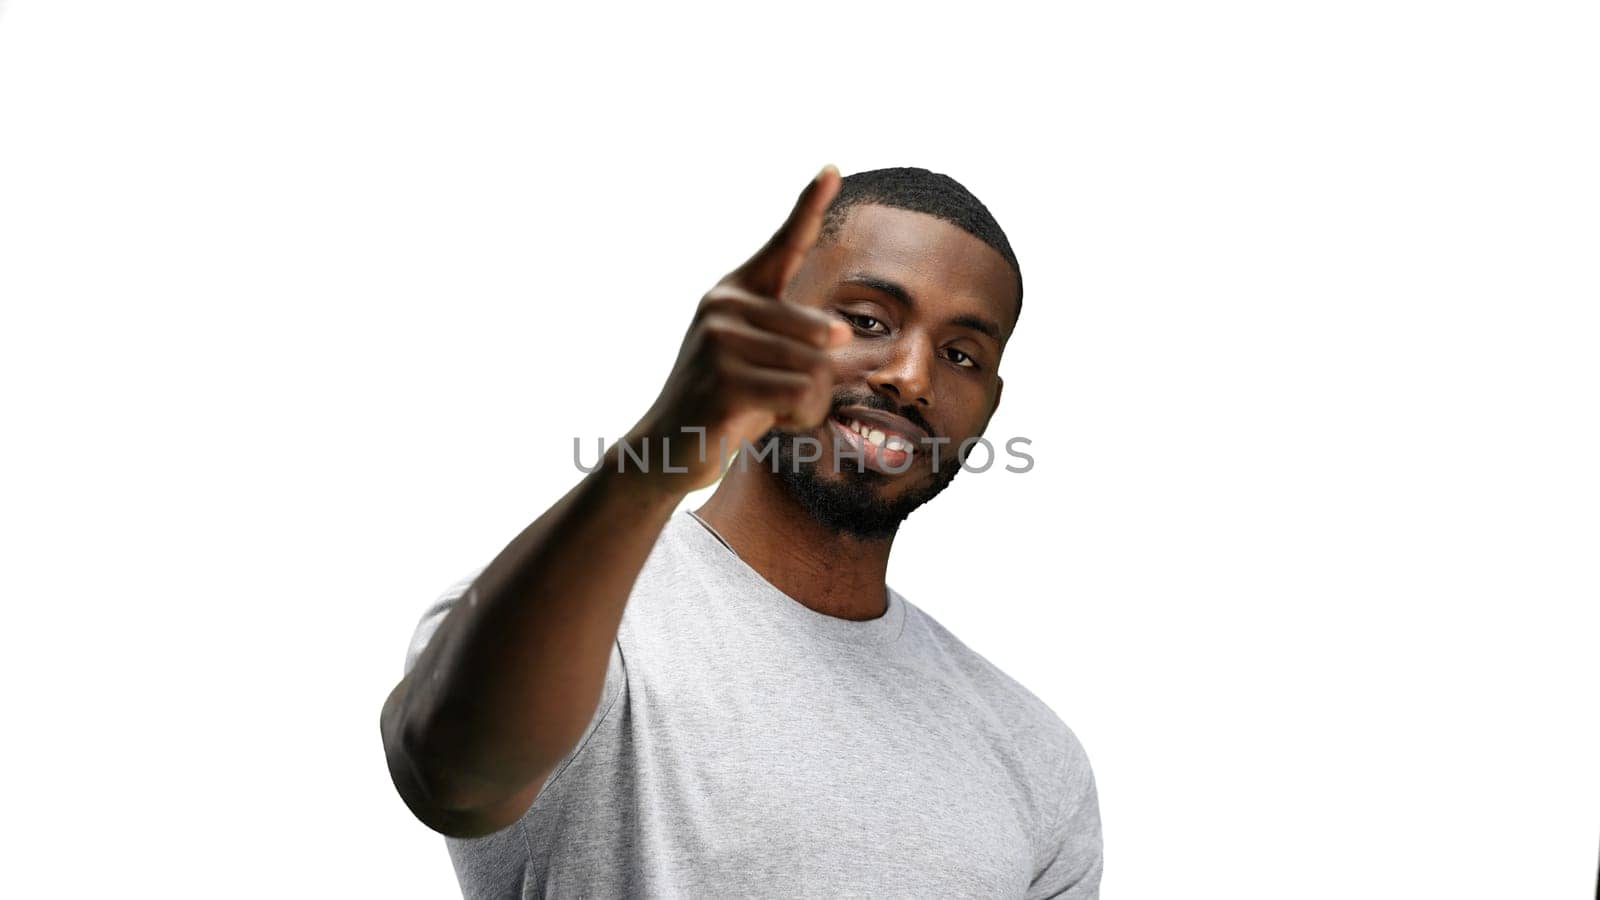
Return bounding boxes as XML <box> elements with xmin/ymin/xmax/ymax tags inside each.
<box><xmin>829</xmin><ymin>390</ymin><xmax>938</xmax><ymax>441</ymax></box>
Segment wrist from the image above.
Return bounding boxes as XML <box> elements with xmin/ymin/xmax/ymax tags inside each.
<box><xmin>599</xmin><ymin>428</ymin><xmax>699</xmax><ymax>509</ymax></box>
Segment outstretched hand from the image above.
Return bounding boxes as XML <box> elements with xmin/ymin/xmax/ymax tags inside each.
<box><xmin>627</xmin><ymin>165</ymin><xmax>852</xmax><ymax>493</ymax></box>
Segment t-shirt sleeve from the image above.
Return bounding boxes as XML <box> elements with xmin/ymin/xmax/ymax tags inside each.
<box><xmin>403</xmin><ymin>566</ymin><xmax>486</xmax><ymax>677</ymax></box>
<box><xmin>1026</xmin><ymin>727</ymin><xmax>1104</xmax><ymax>899</ymax></box>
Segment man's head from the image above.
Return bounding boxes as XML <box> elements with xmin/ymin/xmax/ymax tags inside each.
<box><xmin>762</xmin><ymin>166</ymin><xmax>1023</xmax><ymax>539</ymax></box>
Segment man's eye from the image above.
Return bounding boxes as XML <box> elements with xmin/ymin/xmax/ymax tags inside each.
<box><xmin>843</xmin><ymin>313</ymin><xmax>885</xmax><ymax>333</ymax></box>
<box><xmin>946</xmin><ymin>348</ymin><xmax>977</xmax><ymax>368</ymax></box>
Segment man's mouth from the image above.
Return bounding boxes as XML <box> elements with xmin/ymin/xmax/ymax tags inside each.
<box><xmin>826</xmin><ymin>408</ymin><xmax>926</xmax><ymax>474</ymax></box>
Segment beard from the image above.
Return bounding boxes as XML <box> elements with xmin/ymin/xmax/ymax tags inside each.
<box><xmin>763</xmin><ymin>419</ymin><xmax>962</xmax><ymax>541</ymax></box>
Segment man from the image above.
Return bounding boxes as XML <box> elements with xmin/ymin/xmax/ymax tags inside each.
<box><xmin>379</xmin><ymin>165</ymin><xmax>1103</xmax><ymax>898</ymax></box>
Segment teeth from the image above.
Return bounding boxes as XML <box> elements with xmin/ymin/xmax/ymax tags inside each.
<box><xmin>840</xmin><ymin>417</ymin><xmax>913</xmax><ymax>455</ymax></box>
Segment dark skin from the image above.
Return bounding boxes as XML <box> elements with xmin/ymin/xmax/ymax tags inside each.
<box><xmin>380</xmin><ymin>167</ymin><xmax>1020</xmax><ymax>837</ymax></box>
<box><xmin>696</xmin><ymin>203</ymin><xmax>1017</xmax><ymax>621</ymax></box>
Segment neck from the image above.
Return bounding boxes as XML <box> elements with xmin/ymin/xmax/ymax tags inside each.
<box><xmin>694</xmin><ymin>459</ymin><xmax>896</xmax><ymax>622</ymax></box>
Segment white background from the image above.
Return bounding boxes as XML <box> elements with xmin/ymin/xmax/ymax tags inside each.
<box><xmin>1</xmin><ymin>1</ymin><xmax>1595</xmax><ymax>897</ymax></box>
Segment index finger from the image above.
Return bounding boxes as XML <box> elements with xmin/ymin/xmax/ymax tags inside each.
<box><xmin>733</xmin><ymin>164</ymin><xmax>841</xmax><ymax>299</ymax></box>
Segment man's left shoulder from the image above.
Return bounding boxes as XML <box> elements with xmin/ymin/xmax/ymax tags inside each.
<box><xmin>899</xmin><ymin>595</ymin><xmax>1089</xmax><ymax>762</ymax></box>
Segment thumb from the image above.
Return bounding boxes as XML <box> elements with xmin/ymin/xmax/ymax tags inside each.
<box><xmin>735</xmin><ymin>164</ymin><xmax>841</xmax><ymax>297</ymax></box>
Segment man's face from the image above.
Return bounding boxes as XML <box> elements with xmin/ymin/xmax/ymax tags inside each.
<box><xmin>764</xmin><ymin>203</ymin><xmax>1018</xmax><ymax>538</ymax></box>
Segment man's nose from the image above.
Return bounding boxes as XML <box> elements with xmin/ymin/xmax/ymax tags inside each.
<box><xmin>869</xmin><ymin>335</ymin><xmax>933</xmax><ymax>409</ymax></box>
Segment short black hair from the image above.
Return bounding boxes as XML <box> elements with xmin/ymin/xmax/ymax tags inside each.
<box><xmin>819</xmin><ymin>166</ymin><xmax>1023</xmax><ymax>323</ymax></box>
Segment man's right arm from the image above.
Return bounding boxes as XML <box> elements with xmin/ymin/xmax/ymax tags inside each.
<box><xmin>378</xmin><ymin>164</ymin><xmax>849</xmax><ymax>838</ymax></box>
<box><xmin>380</xmin><ymin>455</ymin><xmax>684</xmax><ymax>838</ymax></box>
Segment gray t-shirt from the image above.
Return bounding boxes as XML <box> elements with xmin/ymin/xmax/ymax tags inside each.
<box><xmin>403</xmin><ymin>510</ymin><xmax>1102</xmax><ymax>899</ymax></box>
